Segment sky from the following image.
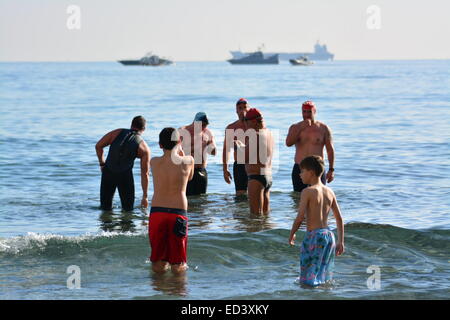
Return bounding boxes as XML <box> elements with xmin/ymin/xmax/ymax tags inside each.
<box><xmin>1</xmin><ymin>0</ymin><xmax>449</xmax><ymax>61</ymax></box>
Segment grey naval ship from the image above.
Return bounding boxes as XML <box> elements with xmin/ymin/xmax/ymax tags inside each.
<box><xmin>227</xmin><ymin>51</ymin><xmax>279</xmax><ymax>65</ymax></box>
<box><xmin>230</xmin><ymin>41</ymin><xmax>334</xmax><ymax>61</ymax></box>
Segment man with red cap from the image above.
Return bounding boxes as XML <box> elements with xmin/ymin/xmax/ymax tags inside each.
<box><xmin>223</xmin><ymin>98</ymin><xmax>250</xmax><ymax>196</ymax></box>
<box><xmin>286</xmin><ymin>101</ymin><xmax>335</xmax><ymax>192</ymax></box>
<box><xmin>244</xmin><ymin>108</ymin><xmax>274</xmax><ymax>214</ymax></box>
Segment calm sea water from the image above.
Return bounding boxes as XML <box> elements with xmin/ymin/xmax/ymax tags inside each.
<box><xmin>0</xmin><ymin>60</ymin><xmax>449</xmax><ymax>299</ymax></box>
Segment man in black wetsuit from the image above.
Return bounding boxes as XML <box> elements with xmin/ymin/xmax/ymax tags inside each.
<box><xmin>95</xmin><ymin>116</ymin><xmax>151</xmax><ymax>211</ymax></box>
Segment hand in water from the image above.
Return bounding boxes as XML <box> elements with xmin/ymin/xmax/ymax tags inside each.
<box><xmin>336</xmin><ymin>243</ymin><xmax>345</xmax><ymax>256</ymax></box>
<box><xmin>289</xmin><ymin>234</ymin><xmax>296</xmax><ymax>246</ymax></box>
<box><xmin>223</xmin><ymin>170</ymin><xmax>232</xmax><ymax>184</ymax></box>
<box><xmin>141</xmin><ymin>197</ymin><xmax>148</xmax><ymax>209</ymax></box>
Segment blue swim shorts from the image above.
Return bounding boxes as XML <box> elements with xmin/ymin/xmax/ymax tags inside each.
<box><xmin>299</xmin><ymin>228</ymin><xmax>336</xmax><ymax>287</ymax></box>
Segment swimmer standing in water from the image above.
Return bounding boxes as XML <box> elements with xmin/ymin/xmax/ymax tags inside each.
<box><xmin>179</xmin><ymin>112</ymin><xmax>216</xmax><ymax>196</ymax></box>
<box><xmin>244</xmin><ymin>108</ymin><xmax>274</xmax><ymax>215</ymax></box>
<box><xmin>286</xmin><ymin>101</ymin><xmax>335</xmax><ymax>193</ymax></box>
<box><xmin>223</xmin><ymin>98</ymin><xmax>250</xmax><ymax>196</ymax></box>
<box><xmin>289</xmin><ymin>155</ymin><xmax>344</xmax><ymax>287</ymax></box>
<box><xmin>95</xmin><ymin>116</ymin><xmax>151</xmax><ymax>211</ymax></box>
<box><xmin>148</xmin><ymin>128</ymin><xmax>194</xmax><ymax>274</ymax></box>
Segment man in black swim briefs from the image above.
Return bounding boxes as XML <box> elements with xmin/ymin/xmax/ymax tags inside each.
<box><xmin>244</xmin><ymin>108</ymin><xmax>274</xmax><ymax>214</ymax></box>
<box><xmin>223</xmin><ymin>98</ymin><xmax>250</xmax><ymax>195</ymax></box>
<box><xmin>95</xmin><ymin>116</ymin><xmax>151</xmax><ymax>211</ymax></box>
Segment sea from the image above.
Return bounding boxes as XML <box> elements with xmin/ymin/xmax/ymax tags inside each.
<box><xmin>0</xmin><ymin>60</ymin><xmax>449</xmax><ymax>300</ymax></box>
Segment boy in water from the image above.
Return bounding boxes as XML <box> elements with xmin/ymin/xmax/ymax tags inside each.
<box><xmin>149</xmin><ymin>128</ymin><xmax>194</xmax><ymax>274</ymax></box>
<box><xmin>288</xmin><ymin>155</ymin><xmax>344</xmax><ymax>287</ymax></box>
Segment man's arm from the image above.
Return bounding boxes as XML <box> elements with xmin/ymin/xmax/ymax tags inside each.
<box><xmin>206</xmin><ymin>129</ymin><xmax>217</xmax><ymax>156</ymax></box>
<box><xmin>95</xmin><ymin>129</ymin><xmax>121</xmax><ymax>168</ymax></box>
<box><xmin>324</xmin><ymin>125</ymin><xmax>335</xmax><ymax>183</ymax></box>
<box><xmin>187</xmin><ymin>156</ymin><xmax>195</xmax><ymax>181</ymax></box>
<box><xmin>286</xmin><ymin>121</ymin><xmax>310</xmax><ymax>147</ymax></box>
<box><xmin>138</xmin><ymin>141</ymin><xmax>151</xmax><ymax>208</ymax></box>
<box><xmin>289</xmin><ymin>189</ymin><xmax>308</xmax><ymax>245</ymax></box>
<box><xmin>222</xmin><ymin>127</ymin><xmax>232</xmax><ymax>183</ymax></box>
<box><xmin>331</xmin><ymin>191</ymin><xmax>344</xmax><ymax>256</ymax></box>
<box><xmin>285</xmin><ymin>124</ymin><xmax>299</xmax><ymax>147</ymax></box>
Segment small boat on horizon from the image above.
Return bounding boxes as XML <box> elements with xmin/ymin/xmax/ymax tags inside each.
<box><xmin>118</xmin><ymin>52</ymin><xmax>173</xmax><ymax>66</ymax></box>
<box><xmin>289</xmin><ymin>55</ymin><xmax>314</xmax><ymax>66</ymax></box>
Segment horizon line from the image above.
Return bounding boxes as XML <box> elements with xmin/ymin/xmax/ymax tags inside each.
<box><xmin>1</xmin><ymin>58</ymin><xmax>450</xmax><ymax>63</ymax></box>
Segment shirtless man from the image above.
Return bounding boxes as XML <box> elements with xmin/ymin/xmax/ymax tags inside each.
<box><xmin>285</xmin><ymin>101</ymin><xmax>335</xmax><ymax>193</ymax></box>
<box><xmin>149</xmin><ymin>127</ymin><xmax>194</xmax><ymax>274</ymax></box>
<box><xmin>95</xmin><ymin>115</ymin><xmax>151</xmax><ymax>211</ymax></box>
<box><xmin>244</xmin><ymin>108</ymin><xmax>274</xmax><ymax>215</ymax></box>
<box><xmin>223</xmin><ymin>98</ymin><xmax>250</xmax><ymax>195</ymax></box>
<box><xmin>179</xmin><ymin>112</ymin><xmax>216</xmax><ymax>196</ymax></box>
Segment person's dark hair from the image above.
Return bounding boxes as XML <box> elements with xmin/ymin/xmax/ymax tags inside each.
<box><xmin>159</xmin><ymin>127</ymin><xmax>179</xmax><ymax>150</ymax></box>
<box><xmin>131</xmin><ymin>116</ymin><xmax>146</xmax><ymax>131</ymax></box>
<box><xmin>300</xmin><ymin>155</ymin><xmax>325</xmax><ymax>177</ymax></box>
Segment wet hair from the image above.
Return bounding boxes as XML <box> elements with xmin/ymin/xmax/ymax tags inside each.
<box><xmin>300</xmin><ymin>155</ymin><xmax>325</xmax><ymax>177</ymax></box>
<box><xmin>131</xmin><ymin>116</ymin><xmax>146</xmax><ymax>130</ymax></box>
<box><xmin>159</xmin><ymin>127</ymin><xmax>179</xmax><ymax>150</ymax></box>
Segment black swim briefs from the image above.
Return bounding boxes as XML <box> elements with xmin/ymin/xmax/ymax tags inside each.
<box><xmin>248</xmin><ymin>174</ymin><xmax>272</xmax><ymax>191</ymax></box>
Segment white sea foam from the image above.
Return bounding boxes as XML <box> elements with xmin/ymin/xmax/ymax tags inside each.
<box><xmin>0</xmin><ymin>230</ymin><xmax>145</xmax><ymax>254</ymax></box>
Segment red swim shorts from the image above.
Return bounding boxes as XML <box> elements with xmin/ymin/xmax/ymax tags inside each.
<box><xmin>148</xmin><ymin>207</ymin><xmax>188</xmax><ymax>264</ymax></box>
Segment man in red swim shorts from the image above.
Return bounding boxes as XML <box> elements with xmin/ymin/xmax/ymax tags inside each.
<box><xmin>149</xmin><ymin>127</ymin><xmax>194</xmax><ymax>274</ymax></box>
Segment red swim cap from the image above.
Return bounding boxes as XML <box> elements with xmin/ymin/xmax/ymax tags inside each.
<box><xmin>245</xmin><ymin>108</ymin><xmax>262</xmax><ymax>120</ymax></box>
<box><xmin>302</xmin><ymin>100</ymin><xmax>316</xmax><ymax>111</ymax></box>
<box><xmin>236</xmin><ymin>98</ymin><xmax>248</xmax><ymax>105</ymax></box>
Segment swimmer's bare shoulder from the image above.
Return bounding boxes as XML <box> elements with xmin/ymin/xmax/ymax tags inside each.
<box><xmin>323</xmin><ymin>184</ymin><xmax>335</xmax><ymax>199</ymax></box>
<box><xmin>299</xmin><ymin>186</ymin><xmax>315</xmax><ymax>202</ymax></box>
<box><xmin>226</xmin><ymin>119</ymin><xmax>241</xmax><ymax>129</ymax></box>
<box><xmin>150</xmin><ymin>155</ymin><xmax>162</xmax><ymax>166</ymax></box>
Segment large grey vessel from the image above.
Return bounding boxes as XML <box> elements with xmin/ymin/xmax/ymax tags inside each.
<box><xmin>227</xmin><ymin>51</ymin><xmax>279</xmax><ymax>65</ymax></box>
<box><xmin>230</xmin><ymin>41</ymin><xmax>334</xmax><ymax>61</ymax></box>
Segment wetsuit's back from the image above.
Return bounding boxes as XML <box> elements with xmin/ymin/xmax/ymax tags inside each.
<box><xmin>105</xmin><ymin>129</ymin><xmax>143</xmax><ymax>173</ymax></box>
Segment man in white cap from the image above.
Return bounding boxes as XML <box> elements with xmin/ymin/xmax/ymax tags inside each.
<box><xmin>179</xmin><ymin>112</ymin><xmax>217</xmax><ymax>196</ymax></box>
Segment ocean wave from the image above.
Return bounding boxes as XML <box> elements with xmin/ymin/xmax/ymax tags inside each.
<box><xmin>1</xmin><ymin>223</ymin><xmax>448</xmax><ymax>260</ymax></box>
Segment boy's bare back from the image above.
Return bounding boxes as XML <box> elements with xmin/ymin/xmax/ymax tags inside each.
<box><xmin>150</xmin><ymin>152</ymin><xmax>194</xmax><ymax>210</ymax></box>
<box><xmin>300</xmin><ymin>184</ymin><xmax>336</xmax><ymax>231</ymax></box>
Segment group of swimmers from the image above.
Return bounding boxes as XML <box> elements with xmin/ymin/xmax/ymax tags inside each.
<box><xmin>95</xmin><ymin>99</ymin><xmax>344</xmax><ymax>287</ymax></box>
